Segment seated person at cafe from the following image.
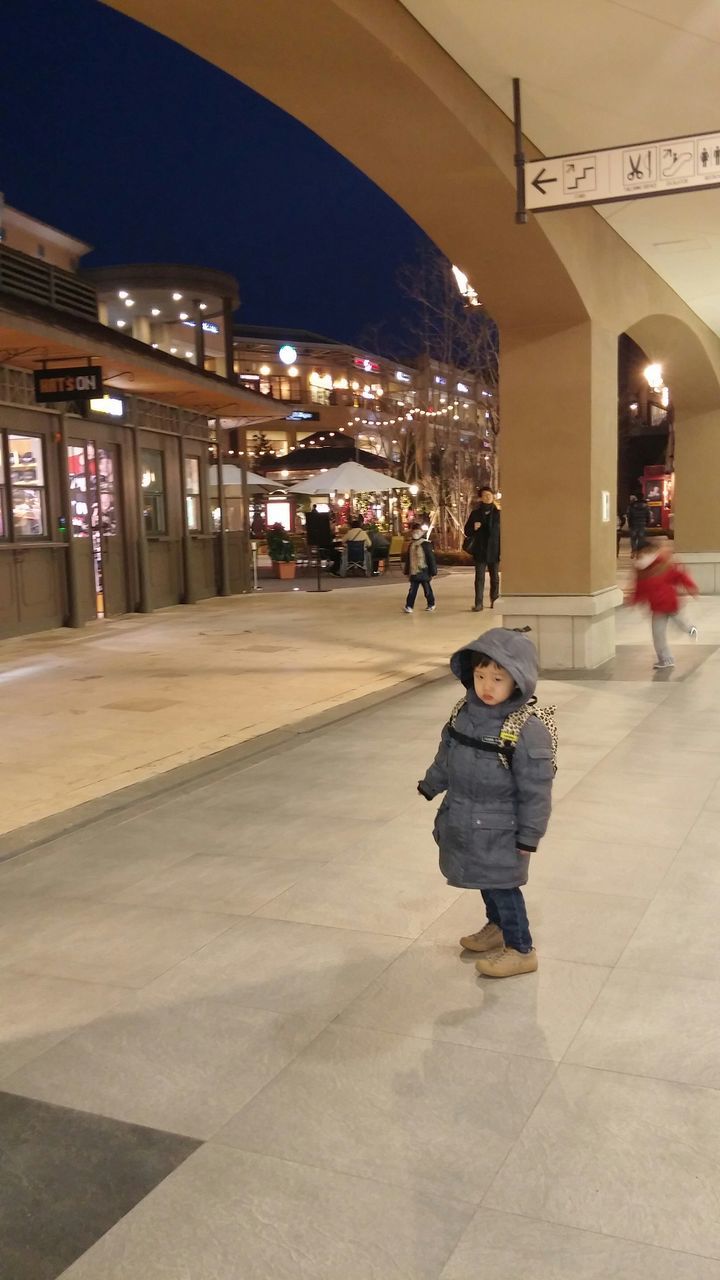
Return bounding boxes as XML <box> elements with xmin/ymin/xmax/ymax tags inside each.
<box><xmin>341</xmin><ymin>516</ymin><xmax>372</xmax><ymax>573</ymax></box>
<box><xmin>368</xmin><ymin>526</ymin><xmax>391</xmax><ymax>575</ymax></box>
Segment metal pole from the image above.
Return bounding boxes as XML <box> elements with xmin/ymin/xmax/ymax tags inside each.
<box><xmin>216</xmin><ymin>447</ymin><xmax>231</xmax><ymax>597</ymax></box>
<box><xmin>513</xmin><ymin>77</ymin><xmax>528</xmax><ymax>225</ymax></box>
<box><xmin>239</xmin><ymin>452</ymin><xmax>251</xmax><ymax>593</ymax></box>
<box><xmin>222</xmin><ymin>297</ymin><xmax>237</xmax><ymax>383</ymax></box>
<box><xmin>57</xmin><ymin>412</ymin><xmax>82</xmax><ymax>629</ymax></box>
<box><xmin>131</xmin><ymin>422</ymin><xmax>152</xmax><ymax>612</ymax></box>
<box><xmin>179</xmin><ymin>433</ymin><xmax>196</xmax><ymax>604</ymax></box>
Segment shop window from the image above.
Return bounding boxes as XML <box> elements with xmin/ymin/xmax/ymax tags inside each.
<box><xmin>9</xmin><ymin>434</ymin><xmax>46</xmax><ymax>537</ymax></box>
<box><xmin>259</xmin><ymin>376</ymin><xmax>301</xmax><ymax>402</ymax></box>
<box><xmin>184</xmin><ymin>456</ymin><xmax>201</xmax><ymax>532</ymax></box>
<box><xmin>141</xmin><ymin>449</ymin><xmax>166</xmax><ymax>535</ymax></box>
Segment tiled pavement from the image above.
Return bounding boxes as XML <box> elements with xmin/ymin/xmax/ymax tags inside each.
<box><xmin>3</xmin><ymin>597</ymin><xmax>720</xmax><ymax>1276</ymax></box>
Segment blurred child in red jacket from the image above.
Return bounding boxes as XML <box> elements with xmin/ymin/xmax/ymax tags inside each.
<box><xmin>632</xmin><ymin>539</ymin><xmax>698</xmax><ymax>669</ymax></box>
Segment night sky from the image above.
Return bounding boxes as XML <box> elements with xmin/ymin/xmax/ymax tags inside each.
<box><xmin>0</xmin><ymin>0</ymin><xmax>431</xmax><ymax>350</ymax></box>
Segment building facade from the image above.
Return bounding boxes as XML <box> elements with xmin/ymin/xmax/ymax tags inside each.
<box><xmin>0</xmin><ymin>199</ymin><xmax>276</xmax><ymax>640</ymax></box>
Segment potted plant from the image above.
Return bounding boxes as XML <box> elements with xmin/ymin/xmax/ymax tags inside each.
<box><xmin>266</xmin><ymin>523</ymin><xmax>297</xmax><ymax>580</ymax></box>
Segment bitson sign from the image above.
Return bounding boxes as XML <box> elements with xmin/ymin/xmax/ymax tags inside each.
<box><xmin>34</xmin><ymin>364</ymin><xmax>103</xmax><ymax>404</ymax></box>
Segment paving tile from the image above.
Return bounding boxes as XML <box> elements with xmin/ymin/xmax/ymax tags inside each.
<box><xmin>60</xmin><ymin>1143</ymin><xmax>473</xmax><ymax>1279</ymax></box>
<box><xmin>566</xmin><ymin>967</ymin><xmax>720</xmax><ymax>1088</ymax></box>
<box><xmin>618</xmin><ymin>894</ymin><xmax>720</xmax><ymax>979</ymax></box>
<box><xmin>0</xmin><ymin>1091</ymin><xmax>198</xmax><ymax>1280</ymax></box>
<box><xmin>0</xmin><ymin>893</ymin><xmax>233</xmax><ymax>987</ymax></box>
<box><xmin>3</xmin><ymin>968</ymin><xmax>327</xmax><ymax>1138</ymax></box>
<box><xmin>440</xmin><ymin>1208</ymin><xmax>720</xmax><ymax>1279</ymax></box>
<box><xmin>339</xmin><ymin>942</ymin><xmax>610</xmax><ymax>1061</ymax></box>
<box><xmin>255</xmin><ymin>861</ymin><xmax>462</xmax><ymax>937</ymax></box>
<box><xmin>220</xmin><ymin>1023</ymin><xmax>554</xmax><ymax>1201</ymax></box>
<box><xmin>0</xmin><ymin>971</ymin><xmax>127</xmax><ymax>1080</ymax></box>
<box><xmin>531</xmin><ymin>832</ymin><xmax>678</xmax><ymax>898</ymax></box>
<box><xmin>484</xmin><ymin>1064</ymin><xmax>720</xmax><ymax>1259</ymax></box>
<box><xmin>107</xmin><ymin>853</ymin><xmax>326</xmax><ymax>914</ymax></box>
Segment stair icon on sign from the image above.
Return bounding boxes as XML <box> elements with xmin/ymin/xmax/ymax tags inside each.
<box><xmin>563</xmin><ymin>157</ymin><xmax>597</xmax><ymax>194</ymax></box>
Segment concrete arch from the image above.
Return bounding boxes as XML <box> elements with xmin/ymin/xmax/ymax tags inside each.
<box><xmin>105</xmin><ymin>0</ymin><xmax>591</xmax><ymax>334</ymax></box>
<box><xmin>104</xmin><ymin>0</ymin><xmax>720</xmax><ymax>660</ymax></box>
<box><xmin>626</xmin><ymin>312</ymin><xmax>720</xmax><ymax>420</ymax></box>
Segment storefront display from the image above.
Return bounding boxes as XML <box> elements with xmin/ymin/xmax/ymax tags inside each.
<box><xmin>7</xmin><ymin>433</ymin><xmax>46</xmax><ymax>537</ymax></box>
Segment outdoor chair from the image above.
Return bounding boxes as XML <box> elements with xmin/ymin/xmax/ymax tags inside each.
<box><xmin>341</xmin><ymin>540</ymin><xmax>371</xmax><ymax>576</ymax></box>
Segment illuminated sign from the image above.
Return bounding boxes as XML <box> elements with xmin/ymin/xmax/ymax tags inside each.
<box><xmin>395</xmin><ymin>370</ymin><xmax>411</xmax><ymax>383</ymax></box>
<box><xmin>457</xmin><ymin>382</ymin><xmax>470</xmax><ymax>394</ymax></box>
<box><xmin>89</xmin><ymin>395</ymin><xmax>125</xmax><ymax>417</ymax></box>
<box><xmin>285</xmin><ymin>410</ymin><xmax>320</xmax><ymax>421</ymax></box>
<box><xmin>34</xmin><ymin>364</ymin><xmax>103</xmax><ymax>404</ymax></box>
<box><xmin>181</xmin><ymin>320</ymin><xmax>220</xmax><ymax>334</ymax></box>
<box><xmin>434</xmin><ymin>375</ymin><xmax>447</xmax><ymax>386</ymax></box>
<box><xmin>353</xmin><ymin>356</ymin><xmax>380</xmax><ymax>373</ymax></box>
<box><xmin>240</xmin><ymin>373</ymin><xmax>260</xmax><ymax>380</ymax></box>
<box><xmin>279</xmin><ymin>344</ymin><xmax>298</xmax><ymax>365</ymax></box>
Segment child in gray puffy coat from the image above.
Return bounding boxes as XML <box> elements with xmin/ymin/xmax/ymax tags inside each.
<box><xmin>418</xmin><ymin>627</ymin><xmax>554</xmax><ymax>978</ymax></box>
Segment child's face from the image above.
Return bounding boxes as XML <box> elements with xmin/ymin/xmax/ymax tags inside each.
<box><xmin>473</xmin><ymin>660</ymin><xmax>515</xmax><ymax>705</ymax></box>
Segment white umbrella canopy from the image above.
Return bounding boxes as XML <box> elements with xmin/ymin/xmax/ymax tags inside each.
<box><xmin>209</xmin><ymin>464</ymin><xmax>284</xmax><ymax>494</ymax></box>
<box><xmin>288</xmin><ymin>460</ymin><xmax>411</xmax><ymax>495</ymax></box>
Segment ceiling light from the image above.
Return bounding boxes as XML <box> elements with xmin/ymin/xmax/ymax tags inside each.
<box><xmin>259</xmin><ymin>364</ymin><xmax>271</xmax><ymax>376</ymax></box>
<box><xmin>288</xmin><ymin>366</ymin><xmax>299</xmax><ymax>377</ymax></box>
<box><xmin>118</xmin><ymin>290</ymin><xmax>128</xmax><ymax>299</ymax></box>
<box><xmin>185</xmin><ymin>350</ymin><xmax>193</xmax><ymax>358</ymax></box>
<box><xmin>172</xmin><ymin>292</ymin><xmax>183</xmax><ymax>301</ymax></box>
<box><xmin>116</xmin><ymin>319</ymin><xmax>126</xmax><ymax>328</ymax></box>
<box><xmin>170</xmin><ymin>346</ymin><xmax>177</xmax><ymax>354</ymax></box>
<box><xmin>179</xmin><ymin>312</ymin><xmax>189</xmax><ymax>321</ymax></box>
<box><xmin>151</xmin><ymin>307</ymin><xmax>161</xmax><ymax>317</ymax></box>
<box><xmin>124</xmin><ymin>298</ymin><xmax>135</xmax><ymax>307</ymax></box>
<box><xmin>151</xmin><ymin>342</ymin><xmax>159</xmax><ymax>348</ymax></box>
<box><xmin>199</xmin><ymin>302</ymin><xmax>207</xmax><ymax>311</ymax></box>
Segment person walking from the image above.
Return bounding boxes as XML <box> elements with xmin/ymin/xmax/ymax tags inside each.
<box><xmin>626</xmin><ymin>493</ymin><xmax>650</xmax><ymax>556</ymax></box>
<box><xmin>464</xmin><ymin>487</ymin><xmax>500</xmax><ymax>612</ymax></box>
<box><xmin>403</xmin><ymin>522</ymin><xmax>437</xmax><ymax>612</ymax></box>
<box><xmin>631</xmin><ymin>538</ymin><xmax>698</xmax><ymax>669</ymax></box>
<box><xmin>417</xmin><ymin>628</ymin><xmax>554</xmax><ymax>978</ymax></box>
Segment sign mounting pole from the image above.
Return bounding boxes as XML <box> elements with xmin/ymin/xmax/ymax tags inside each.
<box><xmin>513</xmin><ymin>78</ymin><xmax>527</xmax><ymax>225</ymax></box>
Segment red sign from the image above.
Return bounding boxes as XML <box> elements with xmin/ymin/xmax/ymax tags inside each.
<box><xmin>353</xmin><ymin>356</ymin><xmax>380</xmax><ymax>374</ymax></box>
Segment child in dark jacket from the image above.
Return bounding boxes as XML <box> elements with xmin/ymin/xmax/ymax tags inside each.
<box><xmin>418</xmin><ymin>628</ymin><xmax>554</xmax><ymax>979</ymax></box>
<box><xmin>403</xmin><ymin>523</ymin><xmax>437</xmax><ymax>613</ymax></box>
<box><xmin>632</xmin><ymin>539</ymin><xmax>698</xmax><ymax>669</ymax></box>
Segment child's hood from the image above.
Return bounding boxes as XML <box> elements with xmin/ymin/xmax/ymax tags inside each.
<box><xmin>450</xmin><ymin>627</ymin><xmax>539</xmax><ymax>702</ymax></box>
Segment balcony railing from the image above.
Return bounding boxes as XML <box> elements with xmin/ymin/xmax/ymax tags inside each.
<box><xmin>0</xmin><ymin>244</ymin><xmax>98</xmax><ymax>322</ymax></box>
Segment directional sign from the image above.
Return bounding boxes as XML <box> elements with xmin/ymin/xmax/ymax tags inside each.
<box><xmin>525</xmin><ymin>130</ymin><xmax>720</xmax><ymax>212</ymax></box>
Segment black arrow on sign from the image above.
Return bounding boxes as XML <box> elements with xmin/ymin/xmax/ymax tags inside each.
<box><xmin>531</xmin><ymin>168</ymin><xmax>558</xmax><ymax>196</ymax></box>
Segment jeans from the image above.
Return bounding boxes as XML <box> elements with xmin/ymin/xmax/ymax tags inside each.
<box><xmin>651</xmin><ymin>610</ymin><xmax>693</xmax><ymax>662</ymax></box>
<box><xmin>481</xmin><ymin>887</ymin><xmax>532</xmax><ymax>952</ymax></box>
<box><xmin>406</xmin><ymin>570</ymin><xmax>435</xmax><ymax>609</ymax></box>
<box><xmin>630</xmin><ymin>528</ymin><xmax>646</xmax><ymax>553</ymax></box>
<box><xmin>474</xmin><ymin>560</ymin><xmax>499</xmax><ymax>608</ymax></box>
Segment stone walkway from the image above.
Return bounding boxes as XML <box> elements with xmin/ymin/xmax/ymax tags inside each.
<box><xmin>0</xmin><ymin>569</ymin><xmax>478</xmax><ymax>841</ymax></box>
<box><xmin>1</xmin><ymin>589</ymin><xmax>720</xmax><ymax>1276</ymax></box>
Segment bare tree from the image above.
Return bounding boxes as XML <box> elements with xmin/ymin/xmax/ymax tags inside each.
<box><xmin>396</xmin><ymin>246</ymin><xmax>499</xmax><ymax>546</ymax></box>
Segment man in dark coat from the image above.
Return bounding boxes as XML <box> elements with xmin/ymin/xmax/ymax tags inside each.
<box><xmin>626</xmin><ymin>494</ymin><xmax>650</xmax><ymax>556</ymax></box>
<box><xmin>464</xmin><ymin>487</ymin><xmax>501</xmax><ymax>612</ymax></box>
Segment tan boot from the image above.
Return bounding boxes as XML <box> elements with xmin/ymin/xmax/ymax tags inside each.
<box><xmin>475</xmin><ymin>947</ymin><xmax>538</xmax><ymax>978</ymax></box>
<box><xmin>459</xmin><ymin>922</ymin><xmax>504</xmax><ymax>953</ymax></box>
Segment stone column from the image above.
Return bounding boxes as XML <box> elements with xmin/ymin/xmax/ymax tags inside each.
<box><xmin>674</xmin><ymin>410</ymin><xmax>720</xmax><ymax>591</ymax></box>
<box><xmin>496</xmin><ymin>319</ymin><xmax>623</xmax><ymax>669</ymax></box>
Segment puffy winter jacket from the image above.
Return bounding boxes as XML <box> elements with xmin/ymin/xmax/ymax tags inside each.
<box><xmin>419</xmin><ymin>628</ymin><xmax>554</xmax><ymax>890</ymax></box>
<box><xmin>633</xmin><ymin>549</ymin><xmax>697</xmax><ymax>614</ymax></box>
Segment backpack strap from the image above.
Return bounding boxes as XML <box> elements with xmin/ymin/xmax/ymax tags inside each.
<box><xmin>448</xmin><ymin>694</ymin><xmax>557</xmax><ymax>774</ymax></box>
